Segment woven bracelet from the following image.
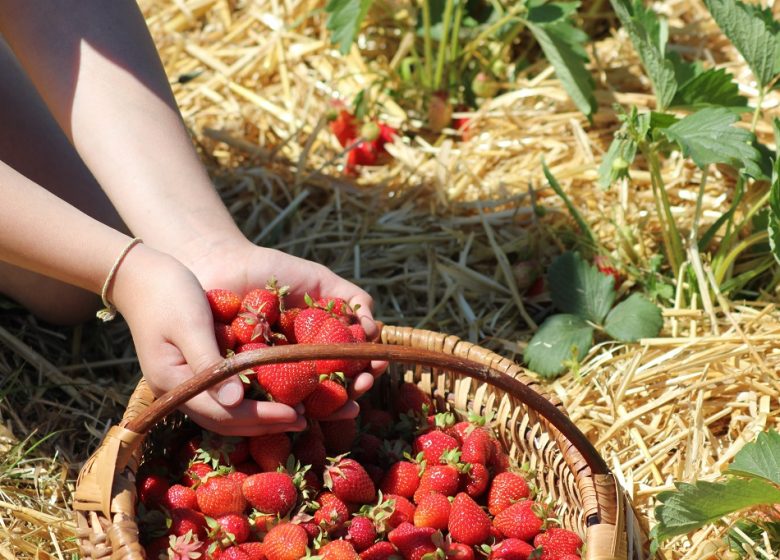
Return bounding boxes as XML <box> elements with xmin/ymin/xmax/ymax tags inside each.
<box><xmin>96</xmin><ymin>237</ymin><xmax>143</xmax><ymax>322</ymax></box>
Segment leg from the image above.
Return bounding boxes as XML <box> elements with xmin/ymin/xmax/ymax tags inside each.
<box><xmin>0</xmin><ymin>38</ymin><xmax>126</xmax><ymax>325</ymax></box>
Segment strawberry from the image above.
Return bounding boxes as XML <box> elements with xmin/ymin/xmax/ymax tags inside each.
<box><xmin>448</xmin><ymin>493</ymin><xmax>491</xmax><ymax>546</ymax></box>
<box><xmin>198</xmin><ymin>433</ymin><xmax>250</xmax><ymax>466</ymax></box>
<box><xmin>170</xmin><ymin>508</ymin><xmax>208</xmax><ymax>540</ymax></box>
<box><xmin>254</xmin><ymin>360</ymin><xmax>318</xmax><ymax>406</ymax></box>
<box><xmin>195</xmin><ymin>474</ymin><xmax>246</xmax><ymax>517</ymax></box>
<box><xmin>236</xmin><ymin>341</ymin><xmax>269</xmax><ymax>354</ymax></box>
<box><xmin>359</xmin><ymin>541</ymin><xmax>399</xmax><ymax>560</ymax></box>
<box><xmin>231</xmin><ymin>312</ymin><xmax>271</xmax><ymax>345</ymax></box>
<box><xmin>304</xmin><ymin>376</ymin><xmax>349</xmax><ymax>419</ymax></box>
<box><xmin>229</xmin><ymin>470</ymin><xmax>250</xmax><ymax>487</ymax></box>
<box><xmin>394</xmin><ymin>383</ymin><xmax>432</xmax><ymax>415</ymax></box>
<box><xmin>219</xmin><ymin>542</ymin><xmax>266</xmax><ymax>560</ymax></box>
<box><xmin>329</xmin><ymin>108</ymin><xmax>359</xmax><ymax>148</ymax></box>
<box><xmin>387</xmin><ymin>522</ymin><xmax>436</xmax><ymax>560</ymax></box>
<box><xmin>347</xmin><ymin>516</ymin><xmax>377</xmax><ymax>552</ymax></box>
<box><xmin>300</xmin><ymin>521</ymin><xmax>322</xmax><ymax>542</ymax></box>
<box><xmin>242</xmin><ymin>472</ymin><xmax>298</xmax><ymax>516</ymax></box>
<box><xmin>313</xmin><ymin>491</ymin><xmax>351</xmax><ymax>533</ymax></box>
<box><xmin>493</xmin><ymin>500</ymin><xmax>543</xmax><ymax>541</ymax></box>
<box><xmin>412</xmin><ymin>492</ymin><xmax>450</xmax><ymax>530</ymax></box>
<box><xmin>314</xmin><ymin>297</ymin><xmax>357</xmax><ymax>321</ymax></box>
<box><xmin>249</xmin><ymin>433</ymin><xmax>291</xmax><ymax>472</ymax></box>
<box><xmin>593</xmin><ymin>255</ymin><xmax>621</xmax><ymax>287</ymax></box>
<box><xmin>446</xmin><ymin>543</ymin><xmax>475</xmax><ymax>560</ymax></box>
<box><xmin>487</xmin><ymin>472</ymin><xmax>531</xmax><ymax>516</ymax></box>
<box><xmin>489</xmin><ymin>539</ymin><xmax>535</xmax><ymax>560</ymax></box>
<box><xmin>558</xmin><ymin>556</ymin><xmax>581</xmax><ymax>560</ymax></box>
<box><xmin>277</xmin><ymin>308</ymin><xmax>300</xmax><ymax>343</ymax></box>
<box><xmin>262</xmin><ymin>522</ymin><xmax>309</xmax><ymax>560</ymax></box>
<box><xmin>413</xmin><ymin>431</ymin><xmax>459</xmax><ymax>465</ymax></box>
<box><xmin>321</xmin><ymin>418</ymin><xmax>358</xmax><ymax>455</ymax></box>
<box><xmin>364</xmin><ymin>464</ymin><xmax>385</xmax><ymax>487</ymax></box>
<box><xmin>362</xmin><ymin>409</ymin><xmax>394</xmax><ymax>438</ymax></box>
<box><xmin>145</xmin><ymin>535</ymin><xmax>170</xmax><ymax>560</ymax></box>
<box><xmin>207</xmin><ymin>289</ymin><xmax>242</xmax><ymax>322</ymax></box>
<box><xmin>210</xmin><ymin>513</ymin><xmax>251</xmax><ymax>546</ymax></box>
<box><xmin>533</xmin><ymin>528</ymin><xmax>583</xmax><ymax>560</ymax></box>
<box><xmin>471</xmin><ymin>72</ymin><xmax>499</xmax><ymax>98</ymax></box>
<box><xmin>182</xmin><ymin>461</ymin><xmax>213</xmax><ymax>487</ymax></box>
<box><xmin>324</xmin><ymin>456</ymin><xmax>377</xmax><ymax>504</ymax></box>
<box><xmin>137</xmin><ymin>473</ymin><xmax>169</xmax><ymax>508</ymax></box>
<box><xmin>379</xmin><ymin>461</ymin><xmax>421</xmax><ymax>499</ymax></box>
<box><xmin>461</xmin><ymin>462</ymin><xmax>489</xmax><ymax>498</ymax></box>
<box><xmin>384</xmin><ymin>494</ymin><xmax>416</xmax><ymax>528</ymax></box>
<box><xmin>318</xmin><ymin>539</ymin><xmax>360</xmax><ymax>560</ymax></box>
<box><xmin>215</xmin><ymin>322</ymin><xmax>238</xmax><ymax>356</ymax></box>
<box><xmin>242</xmin><ymin>283</ymin><xmax>286</xmax><ymax>326</ymax></box>
<box><xmin>163</xmin><ymin>484</ymin><xmax>198</xmax><ymax>511</ymax></box>
<box><xmin>294</xmin><ymin>307</ymin><xmax>332</xmax><ymax>343</ymax></box>
<box><xmin>292</xmin><ymin>430</ymin><xmax>327</xmax><ymax>472</ymax></box>
<box><xmin>353</xmin><ymin>433</ymin><xmax>383</xmax><ymax>465</ymax></box>
<box><xmin>413</xmin><ymin>464</ymin><xmax>461</xmax><ymax>503</ymax></box>
<box><xmin>234</xmin><ymin>461</ymin><xmax>262</xmax><ymax>476</ymax></box>
<box><xmin>460</xmin><ymin>428</ymin><xmax>494</xmax><ymax>465</ymax></box>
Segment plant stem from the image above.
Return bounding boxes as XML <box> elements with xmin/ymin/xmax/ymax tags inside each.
<box><xmin>448</xmin><ymin>0</ymin><xmax>463</xmax><ymax>90</ymax></box>
<box><xmin>433</xmin><ymin>0</ymin><xmax>455</xmax><ymax>91</ymax></box>
<box><xmin>751</xmin><ymin>86</ymin><xmax>767</xmax><ymax>133</ymax></box>
<box><xmin>714</xmin><ymin>230</ymin><xmax>769</xmax><ymax>286</ymax></box>
<box><xmin>459</xmin><ymin>4</ymin><xmax>526</xmax><ymax>69</ymax></box>
<box><xmin>421</xmin><ymin>0</ymin><xmax>433</xmax><ymax>90</ymax></box>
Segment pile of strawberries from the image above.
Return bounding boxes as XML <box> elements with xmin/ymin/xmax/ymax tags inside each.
<box><xmin>137</xmin><ymin>283</ymin><xmax>585</xmax><ymax>560</ymax></box>
<box><xmin>327</xmin><ymin>102</ymin><xmax>397</xmax><ymax>174</ymax></box>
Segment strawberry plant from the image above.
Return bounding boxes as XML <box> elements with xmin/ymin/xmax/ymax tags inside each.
<box><xmin>524</xmin><ymin>251</ymin><xmax>663</xmax><ymax>378</ymax></box>
<box><xmin>651</xmin><ymin>430</ymin><xmax>780</xmax><ymax>558</ymax></box>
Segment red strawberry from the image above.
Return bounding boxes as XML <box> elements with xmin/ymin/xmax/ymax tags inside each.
<box><xmin>309</xmin><ymin>318</ymin><xmax>358</xmax><ymax>375</ymax></box>
<box><xmin>387</xmin><ymin>522</ymin><xmax>436</xmax><ymax>560</ymax></box>
<box><xmin>207</xmin><ymin>289</ymin><xmax>242</xmax><ymax>322</ymax></box>
<box><xmin>489</xmin><ymin>539</ymin><xmax>535</xmax><ymax>560</ymax></box>
<box><xmin>493</xmin><ymin>500</ymin><xmax>543</xmax><ymax>541</ymax></box>
<box><xmin>321</xmin><ymin>419</ymin><xmax>358</xmax><ymax>455</ymax></box>
<box><xmin>354</xmin><ymin>433</ymin><xmax>383</xmax><ymax>465</ymax></box>
<box><xmin>314</xmin><ymin>297</ymin><xmax>355</xmax><ymax>320</ymax></box>
<box><xmin>182</xmin><ymin>462</ymin><xmax>213</xmax><ymax>487</ymax></box>
<box><xmin>254</xmin><ymin>361</ymin><xmax>318</xmax><ymax>406</ymax></box>
<box><xmin>413</xmin><ymin>431</ymin><xmax>459</xmax><ymax>465</ymax></box>
<box><xmin>242</xmin><ymin>472</ymin><xmax>297</xmax><ymax>516</ymax></box>
<box><xmin>195</xmin><ymin>474</ymin><xmax>246</xmax><ymax>517</ymax></box>
<box><xmin>413</xmin><ymin>464</ymin><xmax>461</xmax><ymax>503</ymax></box>
<box><xmin>163</xmin><ymin>484</ymin><xmax>198</xmax><ymax>511</ymax></box>
<box><xmin>558</xmin><ymin>556</ymin><xmax>581</xmax><ymax>560</ymax></box>
<box><xmin>170</xmin><ymin>508</ymin><xmax>207</xmax><ymax>539</ymax></box>
<box><xmin>294</xmin><ymin>307</ymin><xmax>332</xmax><ymax>342</ymax></box>
<box><xmin>533</xmin><ymin>528</ymin><xmax>583</xmax><ymax>560</ymax></box>
<box><xmin>314</xmin><ymin>491</ymin><xmax>351</xmax><ymax>532</ymax></box>
<box><xmin>412</xmin><ymin>492</ymin><xmax>450</xmax><ymax>530</ymax></box>
<box><xmin>385</xmin><ymin>494</ymin><xmax>416</xmax><ymax>528</ymax></box>
<box><xmin>215</xmin><ymin>322</ymin><xmax>238</xmax><ymax>356</ymax></box>
<box><xmin>300</xmin><ymin>521</ymin><xmax>322</xmax><ymax>542</ymax></box>
<box><xmin>446</xmin><ymin>543</ymin><xmax>475</xmax><ymax>560</ymax></box>
<box><xmin>262</xmin><ymin>522</ymin><xmax>308</xmax><ymax>560</ymax></box>
<box><xmin>231</xmin><ymin>312</ymin><xmax>271</xmax><ymax>345</ymax></box>
<box><xmin>249</xmin><ymin>433</ymin><xmax>291</xmax><ymax>472</ymax></box>
<box><xmin>461</xmin><ymin>462</ymin><xmax>489</xmax><ymax>498</ymax></box>
<box><xmin>445</xmin><ymin>421</ymin><xmax>473</xmax><ymax>445</ymax></box>
<box><xmin>359</xmin><ymin>541</ymin><xmax>399</xmax><ymax>560</ymax></box>
<box><xmin>277</xmin><ymin>308</ymin><xmax>300</xmax><ymax>343</ymax></box>
<box><xmin>210</xmin><ymin>513</ymin><xmax>251</xmax><ymax>546</ymax></box>
<box><xmin>593</xmin><ymin>255</ymin><xmax>621</xmax><ymax>287</ymax></box>
<box><xmin>229</xmin><ymin>470</ymin><xmax>250</xmax><ymax>487</ymax></box>
<box><xmin>236</xmin><ymin>341</ymin><xmax>269</xmax><ymax>354</ymax></box>
<box><xmin>318</xmin><ymin>539</ymin><xmax>360</xmax><ymax>560</ymax></box>
<box><xmin>460</xmin><ymin>428</ymin><xmax>494</xmax><ymax>465</ymax></box>
<box><xmin>304</xmin><ymin>377</ymin><xmax>349</xmax><ymax>419</ymax></box>
<box><xmin>329</xmin><ymin>108</ymin><xmax>359</xmax><ymax>148</ymax></box>
<box><xmin>487</xmin><ymin>472</ymin><xmax>531</xmax><ymax>516</ymax></box>
<box><xmin>145</xmin><ymin>535</ymin><xmax>170</xmax><ymax>560</ymax></box>
<box><xmin>292</xmin><ymin>430</ymin><xmax>327</xmax><ymax>472</ymax></box>
<box><xmin>379</xmin><ymin>461</ymin><xmax>421</xmax><ymax>499</ymax></box>
<box><xmin>362</xmin><ymin>409</ymin><xmax>394</xmax><ymax>437</ymax></box>
<box><xmin>234</xmin><ymin>461</ymin><xmax>262</xmax><ymax>476</ymax></box>
<box><xmin>395</xmin><ymin>383</ymin><xmax>432</xmax><ymax>415</ymax></box>
<box><xmin>364</xmin><ymin>464</ymin><xmax>385</xmax><ymax>487</ymax></box>
<box><xmin>198</xmin><ymin>433</ymin><xmax>250</xmax><ymax>466</ymax></box>
<box><xmin>347</xmin><ymin>516</ymin><xmax>377</xmax><ymax>552</ymax></box>
<box><xmin>137</xmin><ymin>473</ymin><xmax>169</xmax><ymax>508</ymax></box>
<box><xmin>448</xmin><ymin>493</ymin><xmax>491</xmax><ymax>546</ymax></box>
<box><xmin>324</xmin><ymin>456</ymin><xmax>376</xmax><ymax>504</ymax></box>
<box><xmin>219</xmin><ymin>542</ymin><xmax>266</xmax><ymax>560</ymax></box>
<box><xmin>242</xmin><ymin>285</ymin><xmax>284</xmax><ymax>326</ymax></box>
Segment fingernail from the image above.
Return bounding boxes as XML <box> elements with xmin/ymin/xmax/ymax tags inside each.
<box><xmin>218</xmin><ymin>382</ymin><xmax>243</xmax><ymax>406</ymax></box>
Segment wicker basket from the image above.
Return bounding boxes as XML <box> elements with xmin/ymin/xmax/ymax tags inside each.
<box><xmin>74</xmin><ymin>325</ymin><xmax>651</xmax><ymax>560</ymax></box>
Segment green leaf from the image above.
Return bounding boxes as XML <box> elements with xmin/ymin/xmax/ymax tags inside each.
<box><xmin>542</xmin><ymin>160</ymin><xmax>595</xmax><ymax>245</ymax></box>
<box><xmin>548</xmin><ymin>252</ymin><xmax>616</xmax><ymax>323</ymax></box>
<box><xmin>325</xmin><ymin>0</ymin><xmax>373</xmax><ymax>54</ymax></box>
<box><xmin>661</xmin><ymin>108</ymin><xmax>761</xmax><ymax>176</ymax></box>
<box><xmin>610</xmin><ymin>0</ymin><xmax>677</xmax><ymax>110</ymax></box>
<box><xmin>524</xmin><ymin>314</ymin><xmax>594</xmax><ymax>378</ymax></box>
<box><xmin>700</xmin><ymin>177</ymin><xmax>744</xmax><ymax>250</ymax></box>
<box><xmin>603</xmin><ymin>294</ymin><xmax>663</xmax><ymax>342</ymax></box>
<box><xmin>672</xmin><ymin>67</ymin><xmax>748</xmax><ymax>109</ymax></box>
<box><xmin>526</xmin><ymin>16</ymin><xmax>597</xmax><ymax>116</ymax></box>
<box><xmin>704</xmin><ymin>0</ymin><xmax>780</xmax><ymax>88</ymax></box>
<box><xmin>728</xmin><ymin>430</ymin><xmax>780</xmax><ymax>485</ymax></box>
<box><xmin>597</xmin><ymin>134</ymin><xmax>637</xmax><ymax>189</ymax></box>
<box><xmin>526</xmin><ymin>1</ymin><xmax>580</xmax><ymax>24</ymax></box>
<box><xmin>654</xmin><ymin>478</ymin><xmax>780</xmax><ymax>543</ymax></box>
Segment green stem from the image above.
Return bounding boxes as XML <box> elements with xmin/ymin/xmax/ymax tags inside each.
<box><xmin>421</xmin><ymin>0</ymin><xmax>433</xmax><ymax>89</ymax></box>
<box><xmin>433</xmin><ymin>0</ymin><xmax>455</xmax><ymax>91</ymax></box>
<box><xmin>459</xmin><ymin>5</ymin><xmax>526</xmax><ymax>70</ymax></box>
<box><xmin>448</xmin><ymin>0</ymin><xmax>463</xmax><ymax>91</ymax></box>
<box><xmin>714</xmin><ymin>230</ymin><xmax>769</xmax><ymax>286</ymax></box>
<box><xmin>751</xmin><ymin>86</ymin><xmax>767</xmax><ymax>133</ymax></box>
<box><xmin>690</xmin><ymin>165</ymin><xmax>710</xmax><ymax>244</ymax></box>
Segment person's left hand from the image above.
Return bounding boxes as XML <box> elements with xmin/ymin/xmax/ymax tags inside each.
<box><xmin>178</xmin><ymin>236</ymin><xmax>387</xmax><ymax>421</ymax></box>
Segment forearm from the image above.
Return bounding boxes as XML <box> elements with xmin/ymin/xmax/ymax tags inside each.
<box><xmin>0</xmin><ymin>160</ymin><xmax>132</xmax><ymax>294</ymax></box>
<box><xmin>0</xmin><ymin>0</ymin><xmax>242</xmax><ymax>257</ymax></box>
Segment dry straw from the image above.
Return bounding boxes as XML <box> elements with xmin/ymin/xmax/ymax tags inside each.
<box><xmin>0</xmin><ymin>0</ymin><xmax>779</xmax><ymax>558</ymax></box>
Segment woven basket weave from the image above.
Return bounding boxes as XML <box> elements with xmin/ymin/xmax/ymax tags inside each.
<box><xmin>74</xmin><ymin>325</ymin><xmax>651</xmax><ymax>560</ymax></box>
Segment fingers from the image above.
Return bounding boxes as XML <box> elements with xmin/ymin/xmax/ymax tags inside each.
<box><xmin>349</xmin><ymin>371</ymin><xmax>375</xmax><ymax>399</ymax></box>
<box><xmin>179</xmin><ymin>394</ymin><xmax>307</xmax><ymax>436</ymax></box>
<box><xmin>320</xmin><ymin>400</ymin><xmax>360</xmax><ymax>421</ymax></box>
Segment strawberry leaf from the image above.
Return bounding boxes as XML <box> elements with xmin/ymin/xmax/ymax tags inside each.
<box><xmin>548</xmin><ymin>252</ymin><xmax>615</xmax><ymax>323</ymax></box>
<box><xmin>325</xmin><ymin>0</ymin><xmax>373</xmax><ymax>54</ymax></box>
<box><xmin>603</xmin><ymin>294</ymin><xmax>663</xmax><ymax>342</ymax></box>
<box><xmin>727</xmin><ymin>430</ymin><xmax>780</xmax><ymax>485</ymax></box>
<box><xmin>524</xmin><ymin>314</ymin><xmax>594</xmax><ymax>378</ymax></box>
<box><xmin>653</xmin><ymin>478</ymin><xmax>780</xmax><ymax>544</ymax></box>
<box><xmin>671</xmin><ymin>67</ymin><xmax>748</xmax><ymax>110</ymax></box>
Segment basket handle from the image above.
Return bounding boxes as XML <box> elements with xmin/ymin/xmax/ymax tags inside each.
<box><xmin>123</xmin><ymin>342</ymin><xmax>609</xmax><ymax>476</ymax></box>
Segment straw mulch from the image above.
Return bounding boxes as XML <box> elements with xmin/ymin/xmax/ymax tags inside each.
<box><xmin>1</xmin><ymin>0</ymin><xmax>780</xmax><ymax>558</ymax></box>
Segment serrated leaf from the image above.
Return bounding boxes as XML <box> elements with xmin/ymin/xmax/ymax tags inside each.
<box><xmin>654</xmin><ymin>478</ymin><xmax>780</xmax><ymax>543</ymax></box>
<box><xmin>548</xmin><ymin>252</ymin><xmax>615</xmax><ymax>323</ymax></box>
<box><xmin>611</xmin><ymin>0</ymin><xmax>677</xmax><ymax>110</ymax></box>
<box><xmin>661</xmin><ymin>108</ymin><xmax>761</xmax><ymax>175</ymax></box>
<box><xmin>325</xmin><ymin>0</ymin><xmax>373</xmax><ymax>54</ymax></box>
<box><xmin>598</xmin><ymin>134</ymin><xmax>637</xmax><ymax>189</ymax></box>
<box><xmin>526</xmin><ymin>1</ymin><xmax>580</xmax><ymax>24</ymax></box>
<box><xmin>728</xmin><ymin>430</ymin><xmax>780</xmax><ymax>485</ymax></box>
<box><xmin>603</xmin><ymin>293</ymin><xmax>663</xmax><ymax>342</ymax></box>
<box><xmin>524</xmin><ymin>314</ymin><xmax>594</xmax><ymax>378</ymax></box>
<box><xmin>526</xmin><ymin>18</ymin><xmax>596</xmax><ymax>116</ymax></box>
<box><xmin>704</xmin><ymin>0</ymin><xmax>780</xmax><ymax>88</ymax></box>
<box><xmin>672</xmin><ymin>67</ymin><xmax>748</xmax><ymax>109</ymax></box>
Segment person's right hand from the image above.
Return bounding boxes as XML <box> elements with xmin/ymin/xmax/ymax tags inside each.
<box><xmin>110</xmin><ymin>243</ymin><xmax>307</xmax><ymax>436</ymax></box>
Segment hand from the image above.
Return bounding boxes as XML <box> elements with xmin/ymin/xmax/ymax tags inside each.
<box><xmin>178</xmin><ymin>236</ymin><xmax>387</xmax><ymax>420</ymax></box>
<box><xmin>111</xmin><ymin>243</ymin><xmax>306</xmax><ymax>436</ymax></box>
